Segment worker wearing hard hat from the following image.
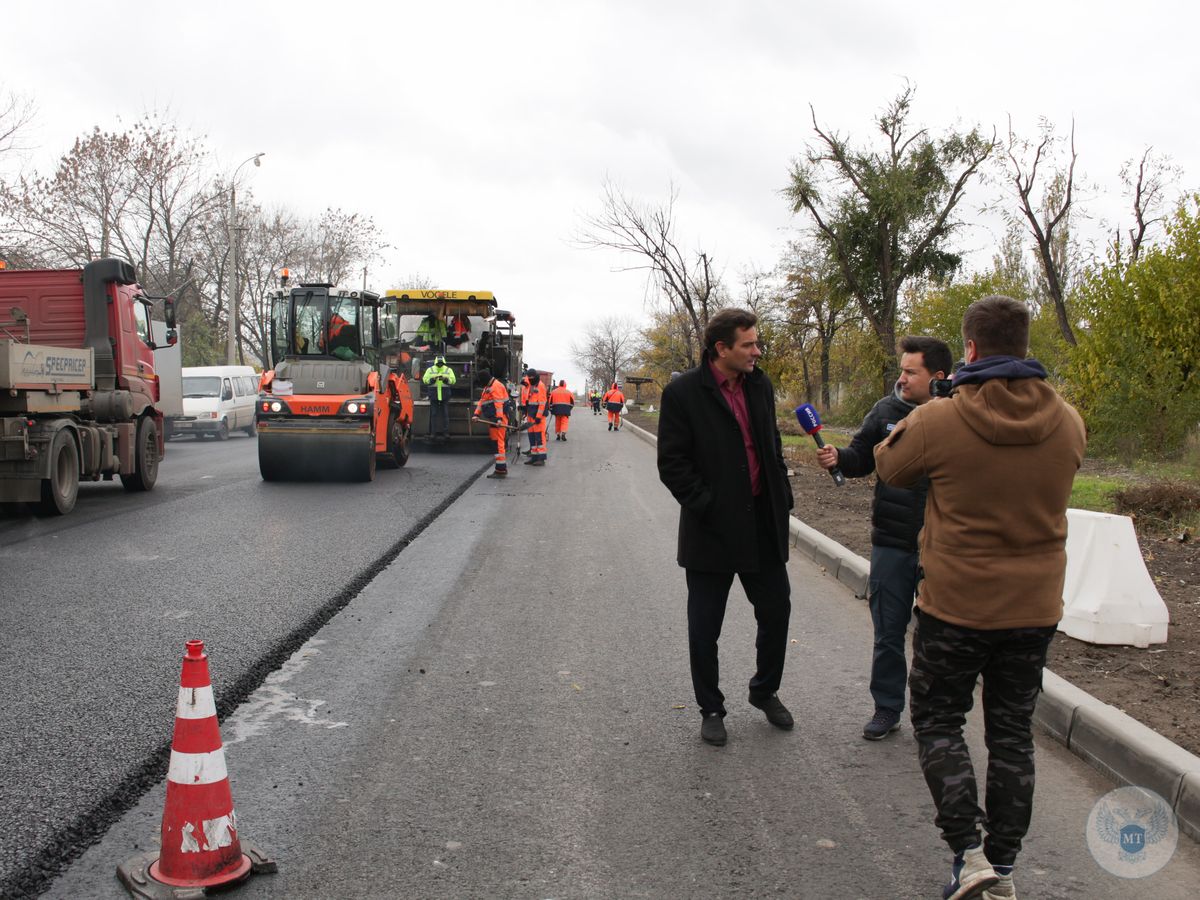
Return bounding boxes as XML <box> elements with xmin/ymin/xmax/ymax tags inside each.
<box><xmin>475</xmin><ymin>371</ymin><xmax>510</xmax><ymax>478</ymax></box>
<box><xmin>549</xmin><ymin>380</ymin><xmax>575</xmax><ymax>441</ymax></box>
<box><xmin>523</xmin><ymin>369</ymin><xmax>549</xmax><ymax>466</ymax></box>
<box><xmin>422</xmin><ymin>356</ymin><xmax>457</xmax><ymax>440</ymax></box>
<box><xmin>603</xmin><ymin>382</ymin><xmax>626</xmax><ymax>431</ymax></box>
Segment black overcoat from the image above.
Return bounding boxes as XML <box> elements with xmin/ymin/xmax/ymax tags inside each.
<box><xmin>657</xmin><ymin>354</ymin><xmax>794</xmax><ymax>572</ymax></box>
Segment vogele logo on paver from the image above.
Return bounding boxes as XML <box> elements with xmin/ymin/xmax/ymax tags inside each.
<box><xmin>1086</xmin><ymin>786</ymin><xmax>1178</xmax><ymax>877</ymax></box>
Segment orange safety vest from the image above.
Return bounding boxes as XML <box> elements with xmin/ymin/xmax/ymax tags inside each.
<box><xmin>549</xmin><ymin>386</ymin><xmax>574</xmax><ymax>415</ymax></box>
<box><xmin>524</xmin><ymin>382</ymin><xmax>547</xmax><ymax>418</ymax></box>
<box><xmin>475</xmin><ymin>379</ymin><xmax>508</xmax><ymax>424</ymax></box>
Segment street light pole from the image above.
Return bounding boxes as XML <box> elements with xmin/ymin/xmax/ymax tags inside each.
<box><xmin>226</xmin><ymin>153</ymin><xmax>265</xmax><ymax>364</ymax></box>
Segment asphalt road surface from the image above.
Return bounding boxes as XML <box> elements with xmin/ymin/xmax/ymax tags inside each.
<box><xmin>42</xmin><ymin>415</ymin><xmax>1200</xmax><ymax>898</ymax></box>
<box><xmin>0</xmin><ymin>433</ymin><xmax>487</xmax><ymax>897</ymax></box>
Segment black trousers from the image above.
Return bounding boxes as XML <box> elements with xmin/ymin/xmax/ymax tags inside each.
<box><xmin>909</xmin><ymin>609</ymin><xmax>1056</xmax><ymax>865</ymax></box>
<box><xmin>684</xmin><ymin>496</ymin><xmax>791</xmax><ymax>717</ymax></box>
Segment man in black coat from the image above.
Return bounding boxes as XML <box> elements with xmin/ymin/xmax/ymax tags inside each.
<box><xmin>816</xmin><ymin>335</ymin><xmax>951</xmax><ymax>741</ymax></box>
<box><xmin>657</xmin><ymin>308</ymin><xmax>795</xmax><ymax>746</ymax></box>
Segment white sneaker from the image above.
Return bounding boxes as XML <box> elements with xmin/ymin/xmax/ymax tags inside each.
<box><xmin>944</xmin><ymin>846</ymin><xmax>998</xmax><ymax>899</ymax></box>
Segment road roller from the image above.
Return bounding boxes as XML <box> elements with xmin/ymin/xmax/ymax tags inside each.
<box><xmin>255</xmin><ymin>275</ymin><xmax>414</xmax><ymax>481</ymax></box>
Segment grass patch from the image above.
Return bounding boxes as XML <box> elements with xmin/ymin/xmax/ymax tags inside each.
<box><xmin>781</xmin><ymin>427</ymin><xmax>854</xmax><ymax>449</ymax></box>
<box><xmin>1069</xmin><ymin>476</ymin><xmax>1124</xmax><ymax>514</ymax></box>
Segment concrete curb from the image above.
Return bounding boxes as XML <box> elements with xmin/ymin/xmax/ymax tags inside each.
<box><xmin>624</xmin><ymin>415</ymin><xmax>1200</xmax><ymax>842</ymax></box>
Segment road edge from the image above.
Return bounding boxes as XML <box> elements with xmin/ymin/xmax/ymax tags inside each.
<box><xmin>624</xmin><ymin>416</ymin><xmax>1200</xmax><ymax>842</ymax></box>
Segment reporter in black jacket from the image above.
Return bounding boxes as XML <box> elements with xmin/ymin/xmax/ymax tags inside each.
<box><xmin>816</xmin><ymin>335</ymin><xmax>951</xmax><ymax>741</ymax></box>
<box><xmin>657</xmin><ymin>309</ymin><xmax>795</xmax><ymax>747</ymax></box>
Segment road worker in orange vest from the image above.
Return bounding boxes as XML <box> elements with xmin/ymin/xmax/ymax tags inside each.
<box><xmin>603</xmin><ymin>382</ymin><xmax>626</xmax><ymax>431</ymax></box>
<box><xmin>549</xmin><ymin>380</ymin><xmax>575</xmax><ymax>441</ymax></box>
<box><xmin>475</xmin><ymin>371</ymin><xmax>510</xmax><ymax>478</ymax></box>
<box><xmin>523</xmin><ymin>370</ymin><xmax>549</xmax><ymax>465</ymax></box>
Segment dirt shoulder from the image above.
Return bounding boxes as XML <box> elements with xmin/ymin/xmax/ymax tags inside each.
<box><xmin>626</xmin><ymin>409</ymin><xmax>1200</xmax><ymax>757</ymax></box>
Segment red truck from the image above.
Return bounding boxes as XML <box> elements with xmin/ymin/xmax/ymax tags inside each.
<box><xmin>0</xmin><ymin>258</ymin><xmax>177</xmax><ymax>515</ymax></box>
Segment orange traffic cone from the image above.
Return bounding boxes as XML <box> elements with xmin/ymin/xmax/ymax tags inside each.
<box><xmin>118</xmin><ymin>640</ymin><xmax>274</xmax><ymax>898</ymax></box>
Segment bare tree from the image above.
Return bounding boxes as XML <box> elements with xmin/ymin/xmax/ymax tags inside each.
<box><xmin>0</xmin><ymin>88</ymin><xmax>34</xmax><ymax>161</ymax></box>
<box><xmin>1114</xmin><ymin>146</ymin><xmax>1179</xmax><ymax>265</ymax></box>
<box><xmin>1002</xmin><ymin>117</ymin><xmax>1079</xmax><ymax>345</ymax></box>
<box><xmin>577</xmin><ymin>179</ymin><xmax>719</xmax><ymax>352</ymax></box>
<box><xmin>570</xmin><ymin>315</ymin><xmax>644</xmax><ymax>388</ymax></box>
<box><xmin>299</xmin><ymin>208</ymin><xmax>388</xmax><ymax>286</ymax></box>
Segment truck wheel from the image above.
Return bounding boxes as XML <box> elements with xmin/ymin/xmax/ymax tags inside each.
<box><xmin>216</xmin><ymin>419</ymin><xmax>230</xmax><ymax>441</ymax></box>
<box><xmin>121</xmin><ymin>417</ymin><xmax>160</xmax><ymax>492</ymax></box>
<box><xmin>39</xmin><ymin>430</ymin><xmax>80</xmax><ymax>515</ymax></box>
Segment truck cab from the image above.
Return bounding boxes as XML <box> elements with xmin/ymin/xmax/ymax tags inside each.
<box><xmin>0</xmin><ymin>258</ymin><xmax>176</xmax><ymax>514</ymax></box>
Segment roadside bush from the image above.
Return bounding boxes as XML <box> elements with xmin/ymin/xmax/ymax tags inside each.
<box><xmin>1112</xmin><ymin>481</ymin><xmax>1200</xmax><ymax>531</ymax></box>
<box><xmin>1066</xmin><ymin>197</ymin><xmax>1200</xmax><ymax>460</ymax></box>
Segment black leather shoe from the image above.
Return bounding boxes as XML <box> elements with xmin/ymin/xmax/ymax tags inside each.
<box><xmin>749</xmin><ymin>693</ymin><xmax>794</xmax><ymax>729</ymax></box>
<box><xmin>700</xmin><ymin>713</ymin><xmax>727</xmax><ymax>746</ymax></box>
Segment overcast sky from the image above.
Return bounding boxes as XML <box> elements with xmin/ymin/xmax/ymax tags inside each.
<box><xmin>6</xmin><ymin>1</ymin><xmax>1198</xmax><ymax>388</ymax></box>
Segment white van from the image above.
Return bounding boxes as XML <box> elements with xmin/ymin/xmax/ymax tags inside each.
<box><xmin>174</xmin><ymin>366</ymin><xmax>260</xmax><ymax>440</ymax></box>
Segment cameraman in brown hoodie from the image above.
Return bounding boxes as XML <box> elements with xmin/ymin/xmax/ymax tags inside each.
<box><xmin>875</xmin><ymin>296</ymin><xmax>1086</xmax><ymax>900</ymax></box>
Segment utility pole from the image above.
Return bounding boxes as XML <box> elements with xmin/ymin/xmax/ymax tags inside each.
<box><xmin>227</xmin><ymin>153</ymin><xmax>265</xmax><ymax>364</ymax></box>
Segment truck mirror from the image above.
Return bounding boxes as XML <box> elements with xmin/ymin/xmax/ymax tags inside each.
<box><xmin>165</xmin><ymin>328</ymin><xmax>178</xmax><ymax>347</ymax></box>
<box><xmin>163</xmin><ymin>297</ymin><xmax>177</xmax><ymax>329</ymax></box>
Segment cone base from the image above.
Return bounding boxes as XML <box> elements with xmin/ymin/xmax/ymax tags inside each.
<box><xmin>118</xmin><ymin>844</ymin><xmax>275</xmax><ymax>899</ymax></box>
<box><xmin>149</xmin><ymin>853</ymin><xmax>252</xmax><ymax>888</ymax></box>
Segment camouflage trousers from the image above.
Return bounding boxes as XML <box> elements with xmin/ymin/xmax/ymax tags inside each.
<box><xmin>909</xmin><ymin>608</ymin><xmax>1057</xmax><ymax>866</ymax></box>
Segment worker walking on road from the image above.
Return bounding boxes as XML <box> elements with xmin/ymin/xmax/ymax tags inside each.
<box><xmin>590</xmin><ymin>389</ymin><xmax>602</xmax><ymax>415</ymax></box>
<box><xmin>549</xmin><ymin>380</ymin><xmax>575</xmax><ymax>441</ymax></box>
<box><xmin>422</xmin><ymin>355</ymin><xmax>457</xmax><ymax>440</ymax></box>
<box><xmin>523</xmin><ymin>370</ymin><xmax>548</xmax><ymax>466</ymax></box>
<box><xmin>475</xmin><ymin>371</ymin><xmax>510</xmax><ymax>479</ymax></box>
<box><xmin>603</xmin><ymin>382</ymin><xmax>626</xmax><ymax>431</ymax></box>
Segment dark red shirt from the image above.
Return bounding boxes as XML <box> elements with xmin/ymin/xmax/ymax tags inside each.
<box><xmin>709</xmin><ymin>359</ymin><xmax>762</xmax><ymax>496</ymax></box>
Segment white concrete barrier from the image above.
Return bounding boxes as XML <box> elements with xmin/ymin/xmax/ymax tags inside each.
<box><xmin>1061</xmin><ymin>509</ymin><xmax>1169</xmax><ymax>647</ymax></box>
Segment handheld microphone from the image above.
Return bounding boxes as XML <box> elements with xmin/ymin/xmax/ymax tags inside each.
<box><xmin>795</xmin><ymin>403</ymin><xmax>845</xmax><ymax>487</ymax></box>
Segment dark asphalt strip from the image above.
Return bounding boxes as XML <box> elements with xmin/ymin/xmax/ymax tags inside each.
<box><xmin>3</xmin><ymin>459</ymin><xmax>492</xmax><ymax>900</ymax></box>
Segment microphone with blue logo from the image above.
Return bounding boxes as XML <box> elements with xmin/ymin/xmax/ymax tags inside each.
<box><xmin>795</xmin><ymin>403</ymin><xmax>845</xmax><ymax>487</ymax></box>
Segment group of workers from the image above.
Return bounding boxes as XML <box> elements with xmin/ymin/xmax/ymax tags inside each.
<box><xmin>472</xmin><ymin>371</ymin><xmax>628</xmax><ymax>478</ymax></box>
<box><xmin>586</xmin><ymin>385</ymin><xmax>626</xmax><ymax>429</ymax></box>
<box><xmin>414</xmin><ymin>313</ymin><xmax>473</xmax><ymax>351</ymax></box>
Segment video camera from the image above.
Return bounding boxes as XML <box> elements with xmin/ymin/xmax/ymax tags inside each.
<box><xmin>929</xmin><ymin>360</ymin><xmax>965</xmax><ymax>399</ymax></box>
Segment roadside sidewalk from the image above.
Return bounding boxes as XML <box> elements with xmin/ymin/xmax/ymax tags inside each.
<box><xmin>625</xmin><ymin>416</ymin><xmax>1200</xmax><ymax>845</ymax></box>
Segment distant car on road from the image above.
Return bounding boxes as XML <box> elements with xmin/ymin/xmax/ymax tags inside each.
<box><xmin>173</xmin><ymin>365</ymin><xmax>259</xmax><ymax>440</ymax></box>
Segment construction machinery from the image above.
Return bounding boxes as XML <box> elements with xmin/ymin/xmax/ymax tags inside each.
<box><xmin>0</xmin><ymin>258</ymin><xmax>176</xmax><ymax>515</ymax></box>
<box><xmin>255</xmin><ymin>277</ymin><xmax>414</xmax><ymax>481</ymax></box>
<box><xmin>383</xmin><ymin>288</ymin><xmax>523</xmax><ymax>450</ymax></box>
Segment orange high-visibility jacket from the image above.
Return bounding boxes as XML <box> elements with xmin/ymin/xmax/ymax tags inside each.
<box><xmin>603</xmin><ymin>387</ymin><xmax>625</xmax><ymax>411</ymax></box>
<box><xmin>524</xmin><ymin>382</ymin><xmax>548</xmax><ymax>419</ymax></box>
<box><xmin>549</xmin><ymin>386</ymin><xmax>575</xmax><ymax>416</ymax></box>
<box><xmin>475</xmin><ymin>379</ymin><xmax>509</xmax><ymax>424</ymax></box>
